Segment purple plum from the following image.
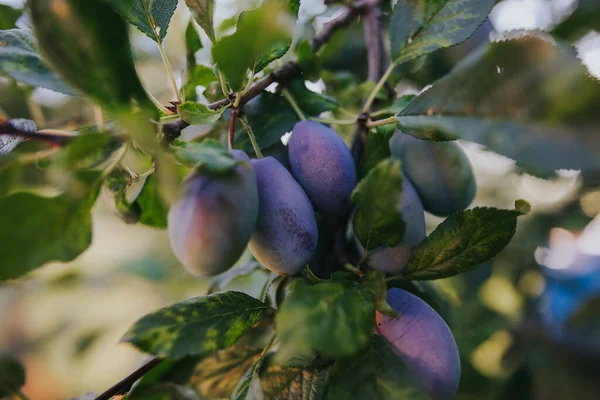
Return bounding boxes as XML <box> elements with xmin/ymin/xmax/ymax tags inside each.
<box><xmin>390</xmin><ymin>132</ymin><xmax>476</xmax><ymax>217</ymax></box>
<box><xmin>367</xmin><ymin>176</ymin><xmax>426</xmax><ymax>274</ymax></box>
<box><xmin>249</xmin><ymin>157</ymin><xmax>318</xmax><ymax>275</ymax></box>
<box><xmin>377</xmin><ymin>288</ymin><xmax>461</xmax><ymax>400</ymax></box>
<box><xmin>288</xmin><ymin>121</ymin><xmax>357</xmax><ymax>216</ymax></box>
<box><xmin>167</xmin><ymin>150</ymin><xmax>258</xmax><ymax>276</ymax></box>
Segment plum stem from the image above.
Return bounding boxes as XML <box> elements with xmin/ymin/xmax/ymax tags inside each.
<box><xmin>281</xmin><ymin>88</ymin><xmax>306</xmax><ymax>121</ymax></box>
<box><xmin>157</xmin><ymin>39</ymin><xmax>182</xmax><ymax>104</ymax></box>
<box><xmin>366</xmin><ymin>116</ymin><xmax>398</xmax><ymax>128</ymax></box>
<box><xmin>240</xmin><ymin>116</ymin><xmax>263</xmax><ymax>158</ymax></box>
<box><xmin>302</xmin><ymin>265</ymin><xmax>324</xmax><ymax>283</ymax></box>
<box><xmin>344</xmin><ymin>263</ymin><xmax>364</xmax><ymax>277</ymax></box>
<box><xmin>309</xmin><ymin>117</ymin><xmax>357</xmax><ymax>126</ymax></box>
<box><xmin>219</xmin><ymin>72</ymin><xmax>230</xmax><ymax>98</ymax></box>
<box><xmin>142</xmin><ymin>84</ymin><xmax>175</xmax><ymax>115</ymax></box>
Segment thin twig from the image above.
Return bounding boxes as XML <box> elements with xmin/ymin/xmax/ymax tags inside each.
<box><xmin>0</xmin><ymin>122</ymin><xmax>73</xmax><ymax>144</ymax></box>
<box><xmin>366</xmin><ymin>115</ymin><xmax>398</xmax><ymax>128</ymax></box>
<box><xmin>228</xmin><ymin>108</ymin><xmax>238</xmax><ymax>150</ymax></box>
<box><xmin>94</xmin><ymin>357</ymin><xmax>163</xmax><ymax>400</ymax></box>
<box><xmin>239</xmin><ymin>116</ymin><xmax>263</xmax><ymax>157</ymax></box>
<box><xmin>309</xmin><ymin>117</ymin><xmax>356</xmax><ymax>126</ymax></box>
<box><xmin>281</xmin><ymin>88</ymin><xmax>306</xmax><ymax>121</ymax></box>
<box><xmin>157</xmin><ymin>40</ymin><xmax>182</xmax><ymax>103</ymax></box>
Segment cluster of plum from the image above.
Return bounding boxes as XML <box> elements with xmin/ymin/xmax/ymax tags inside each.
<box><xmin>167</xmin><ymin>121</ymin><xmax>476</xmax><ymax>399</ymax></box>
<box><xmin>167</xmin><ymin>120</ymin><xmax>356</xmax><ymax>277</ymax></box>
<box><xmin>167</xmin><ymin>123</ymin><xmax>476</xmax><ymax>278</ymax></box>
<box><xmin>364</xmin><ymin>132</ymin><xmax>476</xmax><ymax>275</ymax></box>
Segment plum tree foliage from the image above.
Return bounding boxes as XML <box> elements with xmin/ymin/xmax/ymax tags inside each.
<box><xmin>0</xmin><ymin>0</ymin><xmax>599</xmax><ymax>399</ymax></box>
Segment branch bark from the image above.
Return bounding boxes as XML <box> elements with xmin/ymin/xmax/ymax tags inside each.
<box><xmin>0</xmin><ymin>121</ymin><xmax>72</xmax><ymax>144</ymax></box>
<box><xmin>351</xmin><ymin>0</ymin><xmax>385</xmax><ymax>163</ymax></box>
<box><xmin>94</xmin><ymin>357</ymin><xmax>163</xmax><ymax>400</ymax></box>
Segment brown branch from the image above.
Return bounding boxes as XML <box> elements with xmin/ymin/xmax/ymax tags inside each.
<box><xmin>94</xmin><ymin>357</ymin><xmax>163</xmax><ymax>400</ymax></box>
<box><xmin>164</xmin><ymin>2</ymin><xmax>365</xmax><ymax>140</ymax></box>
<box><xmin>0</xmin><ymin>121</ymin><xmax>72</xmax><ymax>144</ymax></box>
<box><xmin>363</xmin><ymin>1</ymin><xmax>385</xmax><ymax>82</ymax></box>
<box><xmin>351</xmin><ymin>0</ymin><xmax>385</xmax><ymax>164</ymax></box>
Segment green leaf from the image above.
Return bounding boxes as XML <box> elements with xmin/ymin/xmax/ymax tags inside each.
<box><xmin>212</xmin><ymin>0</ymin><xmax>293</xmax><ymax>90</ymax></box>
<box><xmin>0</xmin><ymin>29</ymin><xmax>74</xmax><ymax>94</ymax></box>
<box><xmin>0</xmin><ymin>353</ymin><xmax>25</xmax><ymax>397</ymax></box>
<box><xmin>191</xmin><ymin>345</ymin><xmax>262</xmax><ymax>398</ymax></box>
<box><xmin>362</xmin><ymin>271</ymin><xmax>397</xmax><ymax>317</ymax></box>
<box><xmin>0</xmin><ymin>5</ymin><xmax>22</xmax><ymax>30</ymax></box>
<box><xmin>230</xmin><ymin>361</ymin><xmax>259</xmax><ymax>400</ymax></box>
<box><xmin>254</xmin><ymin>40</ymin><xmax>291</xmax><ymax>73</ymax></box>
<box><xmin>260</xmin><ymin>364</ymin><xmax>331</xmax><ymax>400</ymax></box>
<box><xmin>233</xmin><ymin>93</ymin><xmax>299</xmax><ymax>152</ymax></box>
<box><xmin>288</xmin><ymin>0</ymin><xmax>300</xmax><ymax>17</ymax></box>
<box><xmin>360</xmin><ymin>126</ymin><xmax>394</xmax><ymax>177</ymax></box>
<box><xmin>390</xmin><ymin>0</ymin><xmax>495</xmax><ymax>65</ymax></box>
<box><xmin>137</xmin><ymin>174</ymin><xmax>168</xmax><ymax>228</ymax></box>
<box><xmin>178</xmin><ymin>102</ymin><xmax>224</xmax><ymax>125</ymax></box>
<box><xmin>170</xmin><ymin>138</ymin><xmax>239</xmax><ymax>172</ymax></box>
<box><xmin>397</xmin><ymin>35</ymin><xmax>600</xmax><ymax>177</ymax></box>
<box><xmin>286</xmin><ymin>79</ymin><xmax>338</xmax><ymax>116</ymax></box>
<box><xmin>126</xmin><ymin>0</ymin><xmax>178</xmax><ymax>43</ymax></box>
<box><xmin>387</xmin><ymin>95</ymin><xmax>416</xmax><ymax>114</ymax></box>
<box><xmin>327</xmin><ymin>335</ymin><xmax>426</xmax><ymax>400</ymax></box>
<box><xmin>352</xmin><ymin>159</ymin><xmax>405</xmax><ymax>251</ymax></box>
<box><xmin>183</xmin><ymin>64</ymin><xmax>218</xmax><ymax>101</ymax></box>
<box><xmin>185</xmin><ymin>0</ymin><xmax>216</xmax><ymax>43</ymax></box>
<box><xmin>103</xmin><ymin>167</ymin><xmax>142</xmax><ymax>224</ymax></box>
<box><xmin>122</xmin><ymin>291</ymin><xmax>271</xmax><ymax>358</ymax></box>
<box><xmin>29</xmin><ymin>0</ymin><xmax>149</xmax><ymax>110</ymax></box>
<box><xmin>185</xmin><ymin>19</ymin><xmax>203</xmax><ymax>72</ymax></box>
<box><xmin>0</xmin><ymin>173</ymin><xmax>101</xmax><ymax>280</ymax></box>
<box><xmin>404</xmin><ymin>206</ymin><xmax>527</xmax><ymax>280</ymax></box>
<box><xmin>296</xmin><ymin>40</ymin><xmax>320</xmax><ymax>81</ymax></box>
<box><xmin>275</xmin><ymin>280</ymin><xmax>375</xmax><ymax>361</ymax></box>
<box><xmin>54</xmin><ymin>133</ymin><xmax>123</xmax><ymax>169</ymax></box>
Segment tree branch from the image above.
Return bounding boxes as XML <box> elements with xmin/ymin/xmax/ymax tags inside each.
<box><xmin>94</xmin><ymin>357</ymin><xmax>163</xmax><ymax>400</ymax></box>
<box><xmin>164</xmin><ymin>2</ymin><xmax>365</xmax><ymax>141</ymax></box>
<box><xmin>351</xmin><ymin>0</ymin><xmax>385</xmax><ymax>163</ymax></box>
<box><xmin>0</xmin><ymin>121</ymin><xmax>73</xmax><ymax>144</ymax></box>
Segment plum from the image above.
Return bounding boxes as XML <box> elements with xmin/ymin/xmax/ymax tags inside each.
<box><xmin>167</xmin><ymin>150</ymin><xmax>258</xmax><ymax>276</ymax></box>
<box><xmin>288</xmin><ymin>121</ymin><xmax>356</xmax><ymax>216</ymax></box>
<box><xmin>362</xmin><ymin>176</ymin><xmax>426</xmax><ymax>275</ymax></box>
<box><xmin>249</xmin><ymin>157</ymin><xmax>318</xmax><ymax>275</ymax></box>
<box><xmin>390</xmin><ymin>132</ymin><xmax>476</xmax><ymax>216</ymax></box>
<box><xmin>377</xmin><ymin>288</ymin><xmax>461</xmax><ymax>400</ymax></box>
